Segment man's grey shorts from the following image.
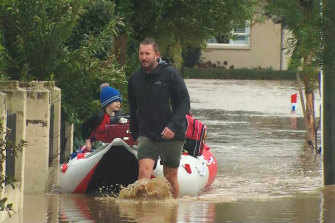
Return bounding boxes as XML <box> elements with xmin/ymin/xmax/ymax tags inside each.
<box><xmin>137</xmin><ymin>136</ymin><xmax>184</xmax><ymax>168</ymax></box>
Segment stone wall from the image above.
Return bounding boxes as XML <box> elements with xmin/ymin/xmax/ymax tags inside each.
<box><xmin>0</xmin><ymin>81</ymin><xmax>70</xmax><ymax>222</ymax></box>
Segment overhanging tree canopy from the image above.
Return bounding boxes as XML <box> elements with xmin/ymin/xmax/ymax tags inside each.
<box><xmin>114</xmin><ymin>0</ymin><xmax>260</xmax><ymax>69</ymax></box>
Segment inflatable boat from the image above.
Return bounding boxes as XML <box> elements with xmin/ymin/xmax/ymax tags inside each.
<box><xmin>59</xmin><ymin>132</ymin><xmax>217</xmax><ymax>196</ymax></box>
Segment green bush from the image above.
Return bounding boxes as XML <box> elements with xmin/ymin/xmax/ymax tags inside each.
<box><xmin>181</xmin><ymin>67</ymin><xmax>296</xmax><ymax>80</ymax></box>
<box><xmin>0</xmin><ymin>0</ymin><xmax>127</xmax><ymax>140</ymax></box>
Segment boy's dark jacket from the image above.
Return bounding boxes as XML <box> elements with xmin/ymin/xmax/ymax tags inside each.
<box><xmin>128</xmin><ymin>60</ymin><xmax>190</xmax><ymax>141</ymax></box>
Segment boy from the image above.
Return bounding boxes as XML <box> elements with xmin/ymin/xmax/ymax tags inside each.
<box><xmin>82</xmin><ymin>83</ymin><xmax>122</xmax><ymax>151</ymax></box>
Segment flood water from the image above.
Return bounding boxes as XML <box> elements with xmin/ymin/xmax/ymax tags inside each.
<box><xmin>5</xmin><ymin>79</ymin><xmax>335</xmax><ymax>223</ymax></box>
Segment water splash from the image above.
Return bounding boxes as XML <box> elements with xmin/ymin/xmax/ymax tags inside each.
<box><xmin>118</xmin><ymin>177</ymin><xmax>173</xmax><ymax>200</ymax></box>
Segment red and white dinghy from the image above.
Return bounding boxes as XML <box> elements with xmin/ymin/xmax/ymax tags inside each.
<box><xmin>59</xmin><ymin>123</ymin><xmax>217</xmax><ymax>196</ymax></box>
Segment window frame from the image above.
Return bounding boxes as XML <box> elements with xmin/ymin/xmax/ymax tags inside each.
<box><xmin>207</xmin><ymin>21</ymin><xmax>251</xmax><ymax>49</ymax></box>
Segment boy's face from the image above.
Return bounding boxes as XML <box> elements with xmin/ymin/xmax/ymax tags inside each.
<box><xmin>107</xmin><ymin>101</ymin><xmax>121</xmax><ymax>112</ymax></box>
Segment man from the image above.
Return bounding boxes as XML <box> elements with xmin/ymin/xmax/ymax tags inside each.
<box><xmin>128</xmin><ymin>37</ymin><xmax>190</xmax><ymax>198</ymax></box>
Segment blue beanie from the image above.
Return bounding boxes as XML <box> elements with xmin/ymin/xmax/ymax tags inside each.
<box><xmin>100</xmin><ymin>83</ymin><xmax>122</xmax><ymax>108</ymax></box>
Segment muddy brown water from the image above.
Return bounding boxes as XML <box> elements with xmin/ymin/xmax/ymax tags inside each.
<box><xmin>5</xmin><ymin>79</ymin><xmax>335</xmax><ymax>223</ymax></box>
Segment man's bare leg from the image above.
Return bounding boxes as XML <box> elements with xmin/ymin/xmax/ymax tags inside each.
<box><xmin>163</xmin><ymin>166</ymin><xmax>179</xmax><ymax>198</ymax></box>
<box><xmin>138</xmin><ymin>158</ymin><xmax>155</xmax><ymax>180</ymax></box>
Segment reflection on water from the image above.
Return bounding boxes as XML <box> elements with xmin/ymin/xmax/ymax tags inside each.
<box><xmin>6</xmin><ymin>187</ymin><xmax>334</xmax><ymax>223</ymax></box>
<box><xmin>5</xmin><ymin>79</ymin><xmax>335</xmax><ymax>223</ymax></box>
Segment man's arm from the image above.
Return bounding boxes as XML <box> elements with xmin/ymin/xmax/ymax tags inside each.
<box><xmin>128</xmin><ymin>78</ymin><xmax>139</xmax><ymax>140</ymax></box>
<box><xmin>167</xmin><ymin>70</ymin><xmax>190</xmax><ymax>132</ymax></box>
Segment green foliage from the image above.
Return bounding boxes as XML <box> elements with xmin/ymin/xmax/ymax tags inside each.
<box><xmin>67</xmin><ymin>1</ymin><xmax>116</xmax><ymax>52</ymax></box>
<box><xmin>0</xmin><ymin>0</ymin><xmax>127</xmax><ymax>138</ymax></box>
<box><xmin>0</xmin><ymin>34</ymin><xmax>6</xmax><ymax>80</ymax></box>
<box><xmin>182</xmin><ymin>67</ymin><xmax>296</xmax><ymax>80</ymax></box>
<box><xmin>114</xmin><ymin>0</ymin><xmax>261</xmax><ymax>70</ymax></box>
<box><xmin>56</xmin><ymin>5</ymin><xmax>127</xmax><ymax>125</ymax></box>
<box><xmin>267</xmin><ymin>0</ymin><xmax>321</xmax><ymax>63</ymax></box>
<box><xmin>182</xmin><ymin>46</ymin><xmax>201</xmax><ymax>68</ymax></box>
<box><xmin>0</xmin><ymin>0</ymin><xmax>85</xmax><ymax>80</ymax></box>
<box><xmin>265</xmin><ymin>0</ymin><xmax>321</xmax><ymax>92</ymax></box>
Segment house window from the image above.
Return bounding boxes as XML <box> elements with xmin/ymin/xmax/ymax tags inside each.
<box><xmin>208</xmin><ymin>21</ymin><xmax>250</xmax><ymax>47</ymax></box>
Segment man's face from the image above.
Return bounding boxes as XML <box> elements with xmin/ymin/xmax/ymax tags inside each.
<box><xmin>139</xmin><ymin>44</ymin><xmax>159</xmax><ymax>72</ymax></box>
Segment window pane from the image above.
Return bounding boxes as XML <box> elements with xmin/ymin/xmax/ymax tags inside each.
<box><xmin>207</xmin><ymin>20</ymin><xmax>250</xmax><ymax>46</ymax></box>
<box><xmin>216</xmin><ymin>35</ymin><xmax>230</xmax><ymax>44</ymax></box>
<box><xmin>232</xmin><ymin>36</ymin><xmax>249</xmax><ymax>45</ymax></box>
<box><xmin>234</xmin><ymin>27</ymin><xmax>246</xmax><ymax>33</ymax></box>
<box><xmin>208</xmin><ymin>38</ymin><xmax>218</xmax><ymax>43</ymax></box>
<box><xmin>208</xmin><ymin>35</ymin><xmax>230</xmax><ymax>44</ymax></box>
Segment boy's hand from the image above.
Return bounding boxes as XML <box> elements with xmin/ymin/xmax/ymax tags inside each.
<box><xmin>85</xmin><ymin>139</ymin><xmax>92</xmax><ymax>151</ymax></box>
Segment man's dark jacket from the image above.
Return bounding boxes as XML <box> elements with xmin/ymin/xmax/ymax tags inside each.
<box><xmin>128</xmin><ymin>60</ymin><xmax>190</xmax><ymax>141</ymax></box>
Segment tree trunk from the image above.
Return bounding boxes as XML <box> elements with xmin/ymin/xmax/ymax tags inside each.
<box><xmin>113</xmin><ymin>35</ymin><xmax>128</xmax><ymax>66</ymax></box>
<box><xmin>301</xmin><ymin>55</ymin><xmax>316</xmax><ymax>147</ymax></box>
<box><xmin>305</xmin><ymin>91</ymin><xmax>315</xmax><ymax>144</ymax></box>
<box><xmin>169</xmin><ymin>40</ymin><xmax>183</xmax><ymax>71</ymax></box>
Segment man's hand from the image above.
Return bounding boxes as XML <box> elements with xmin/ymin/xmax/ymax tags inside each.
<box><xmin>161</xmin><ymin>127</ymin><xmax>175</xmax><ymax>139</ymax></box>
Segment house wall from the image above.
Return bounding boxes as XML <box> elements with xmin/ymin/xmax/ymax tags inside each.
<box><xmin>201</xmin><ymin>19</ymin><xmax>287</xmax><ymax>70</ymax></box>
